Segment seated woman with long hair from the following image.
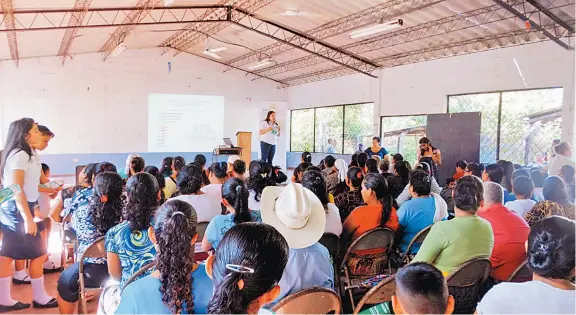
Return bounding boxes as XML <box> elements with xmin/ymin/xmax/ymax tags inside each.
<box><xmin>106</xmin><ymin>173</ymin><xmax>160</xmax><ymax>287</ymax></box>
<box><xmin>116</xmin><ymin>200</ymin><xmax>212</xmax><ymax>314</ymax></box>
<box><xmin>207</xmin><ymin>223</ymin><xmax>289</xmax><ymax>314</ymax></box>
<box><xmin>144</xmin><ymin>165</ymin><xmax>167</xmax><ymax>204</ymax></box>
<box><xmin>477</xmin><ymin>216</ymin><xmax>575</xmax><ymax>314</ymax></box>
<box><xmin>57</xmin><ymin>172</ymin><xmax>124</xmax><ymax>314</ymax></box>
<box><xmin>301</xmin><ymin>170</ymin><xmax>342</xmax><ymax>236</ymax></box>
<box><xmin>247</xmin><ymin>160</ymin><xmax>276</xmax><ymax>210</ymax></box>
<box><xmin>343</xmin><ymin>173</ymin><xmax>399</xmax><ymax>240</ymax></box>
<box><xmin>342</xmin><ymin>173</ymin><xmax>398</xmax><ymax>275</ymax></box>
<box><xmin>165</xmin><ymin>156</ymin><xmax>185</xmax><ymax>197</ymax></box>
<box><xmin>172</xmin><ymin>164</ymin><xmax>221</xmax><ymax>223</ymax></box>
<box><xmin>202</xmin><ymin>177</ymin><xmax>262</xmax><ymax>251</ymax></box>
<box><xmin>412</xmin><ymin>176</ymin><xmax>494</xmax><ymax>275</ymax></box>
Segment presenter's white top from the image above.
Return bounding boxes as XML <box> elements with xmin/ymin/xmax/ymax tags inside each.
<box><xmin>2</xmin><ymin>149</ymin><xmax>41</xmax><ymax>202</ymax></box>
<box><xmin>547</xmin><ymin>154</ymin><xmax>575</xmax><ymax>176</ymax></box>
<box><xmin>260</xmin><ymin>121</ymin><xmax>279</xmax><ymax>145</ymax></box>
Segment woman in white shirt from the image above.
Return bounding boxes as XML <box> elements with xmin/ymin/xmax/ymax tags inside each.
<box><xmin>301</xmin><ymin>169</ymin><xmax>342</xmax><ymax>236</ymax></box>
<box><xmin>246</xmin><ymin>160</ymin><xmax>276</xmax><ymax>211</ymax></box>
<box><xmin>259</xmin><ymin>111</ymin><xmax>280</xmax><ymax>165</ymax></box>
<box><xmin>200</xmin><ymin>162</ymin><xmax>227</xmax><ymax>203</ymax></box>
<box><xmin>172</xmin><ymin>164</ymin><xmax>221</xmax><ymax>223</ymax></box>
<box><xmin>0</xmin><ymin>118</ymin><xmax>57</xmax><ymax>311</ymax></box>
<box><xmin>546</xmin><ymin>142</ymin><xmax>574</xmax><ymax>176</ymax></box>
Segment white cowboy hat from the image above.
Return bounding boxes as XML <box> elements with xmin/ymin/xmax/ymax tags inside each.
<box><xmin>260</xmin><ymin>183</ymin><xmax>326</xmax><ymax>249</ymax></box>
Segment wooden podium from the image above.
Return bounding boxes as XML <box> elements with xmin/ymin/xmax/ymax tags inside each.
<box><xmin>236</xmin><ymin>131</ymin><xmax>252</xmax><ymax>163</ymax></box>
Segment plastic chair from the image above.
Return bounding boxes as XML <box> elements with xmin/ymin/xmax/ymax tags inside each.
<box><xmin>272</xmin><ymin>287</ymin><xmax>341</xmax><ymax>314</ymax></box>
<box><xmin>446</xmin><ymin>258</ymin><xmax>491</xmax><ymax>314</ymax></box>
<box><xmin>400</xmin><ymin>225</ymin><xmax>432</xmax><ymax>265</ymax></box>
<box><xmin>196</xmin><ymin>222</ymin><xmax>209</xmax><ymax>242</ymax></box>
<box><xmin>122</xmin><ymin>262</ymin><xmax>156</xmax><ymax>291</ymax></box>
<box><xmin>340</xmin><ymin>227</ymin><xmax>395</xmax><ymax>309</ymax></box>
<box><xmin>352</xmin><ymin>275</ymin><xmax>396</xmax><ymax>314</ymax></box>
<box><xmin>507</xmin><ymin>260</ymin><xmax>531</xmax><ymax>282</ymax></box>
<box><xmin>78</xmin><ymin>236</ymin><xmax>107</xmax><ymax>314</ymax></box>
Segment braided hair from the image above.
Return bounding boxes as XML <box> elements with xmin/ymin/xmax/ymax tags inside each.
<box><xmin>153</xmin><ymin>200</ymin><xmax>198</xmax><ymax>314</ymax></box>
<box><xmin>247</xmin><ymin>160</ymin><xmax>275</xmax><ymax>202</ymax></box>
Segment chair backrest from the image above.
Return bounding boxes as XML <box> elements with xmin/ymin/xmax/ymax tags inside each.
<box><xmin>507</xmin><ymin>260</ymin><xmax>531</xmax><ymax>282</ymax></box>
<box><xmin>196</xmin><ymin>222</ymin><xmax>209</xmax><ymax>242</ymax></box>
<box><xmin>446</xmin><ymin>258</ymin><xmax>491</xmax><ymax>287</ymax></box>
<box><xmin>353</xmin><ymin>275</ymin><xmax>396</xmax><ymax>314</ymax></box>
<box><xmin>340</xmin><ymin>227</ymin><xmax>395</xmax><ymax>270</ymax></box>
<box><xmin>79</xmin><ymin>236</ymin><xmax>106</xmax><ymax>268</ymax></box>
<box><xmin>404</xmin><ymin>225</ymin><xmax>432</xmax><ymax>255</ymax></box>
<box><xmin>272</xmin><ymin>287</ymin><xmax>341</xmax><ymax>314</ymax></box>
<box><xmin>319</xmin><ymin>233</ymin><xmax>341</xmax><ymax>260</ymax></box>
<box><xmin>123</xmin><ymin>262</ymin><xmax>156</xmax><ymax>291</ymax></box>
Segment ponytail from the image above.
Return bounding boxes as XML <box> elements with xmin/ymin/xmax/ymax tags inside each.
<box><xmin>363</xmin><ymin>173</ymin><xmax>393</xmax><ymax>228</ymax></box>
<box><xmin>207</xmin><ymin>223</ymin><xmax>289</xmax><ymax>315</ymax></box>
<box><xmin>223</xmin><ymin>177</ymin><xmax>252</xmax><ymax>224</ymax></box>
<box><xmin>208</xmin><ymin>270</ymin><xmax>248</xmax><ymax>314</ymax></box>
<box><xmin>153</xmin><ymin>200</ymin><xmax>198</xmax><ymax>314</ymax></box>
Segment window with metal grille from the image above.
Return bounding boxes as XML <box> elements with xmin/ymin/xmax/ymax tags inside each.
<box><xmin>380</xmin><ymin>115</ymin><xmax>427</xmax><ymax>164</ymax></box>
<box><xmin>448</xmin><ymin>87</ymin><xmax>563</xmax><ymax>165</ymax></box>
<box><xmin>290</xmin><ymin>103</ymin><xmax>374</xmax><ymax>154</ymax></box>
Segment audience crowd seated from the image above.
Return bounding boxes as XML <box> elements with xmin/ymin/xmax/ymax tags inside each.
<box><xmin>2</xmin><ymin>117</ymin><xmax>576</xmax><ymax>315</ymax></box>
<box><xmin>476</xmin><ymin>216</ymin><xmax>575</xmax><ymax>314</ymax></box>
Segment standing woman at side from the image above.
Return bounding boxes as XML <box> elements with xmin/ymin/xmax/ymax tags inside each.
<box><xmin>0</xmin><ymin>118</ymin><xmax>57</xmax><ymax>311</ymax></box>
<box><xmin>259</xmin><ymin>111</ymin><xmax>281</xmax><ymax>165</ymax></box>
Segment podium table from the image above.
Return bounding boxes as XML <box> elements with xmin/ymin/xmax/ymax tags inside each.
<box><xmin>236</xmin><ymin>131</ymin><xmax>252</xmax><ymax>163</ymax></box>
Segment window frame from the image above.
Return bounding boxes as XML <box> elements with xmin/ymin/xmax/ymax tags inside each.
<box><xmin>447</xmin><ymin>86</ymin><xmax>563</xmax><ymax>162</ymax></box>
<box><xmin>289</xmin><ymin>102</ymin><xmax>375</xmax><ymax>154</ymax></box>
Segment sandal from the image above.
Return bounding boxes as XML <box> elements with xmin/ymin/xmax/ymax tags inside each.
<box><xmin>0</xmin><ymin>302</ymin><xmax>31</xmax><ymax>313</ymax></box>
<box><xmin>12</xmin><ymin>275</ymin><xmax>31</xmax><ymax>285</ymax></box>
<box><xmin>32</xmin><ymin>298</ymin><xmax>58</xmax><ymax>309</ymax></box>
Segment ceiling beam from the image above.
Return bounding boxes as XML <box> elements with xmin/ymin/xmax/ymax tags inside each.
<box><xmin>0</xmin><ymin>0</ymin><xmax>19</xmax><ymax>66</ymax></box>
<box><xmin>281</xmin><ymin>21</ymin><xmax>573</xmax><ymax>86</ymax></box>
<box><xmin>230</xmin><ymin>8</ymin><xmax>379</xmax><ymax>78</ymax></box>
<box><xmin>526</xmin><ymin>0</ymin><xmax>574</xmax><ymax>33</ymax></box>
<box><xmin>0</xmin><ymin>5</ymin><xmax>228</xmax><ymax>32</ymax></box>
<box><xmin>57</xmin><ymin>0</ymin><xmax>92</xmax><ymax>65</ymax></box>
<box><xmin>99</xmin><ymin>0</ymin><xmax>162</xmax><ymax>60</ymax></box>
<box><xmin>159</xmin><ymin>0</ymin><xmax>276</xmax><ymax>55</ymax></box>
<box><xmin>493</xmin><ymin>0</ymin><xmax>572</xmax><ymax>49</ymax></box>
<box><xmin>226</xmin><ymin>0</ymin><xmax>443</xmax><ymax>69</ymax></box>
<box><xmin>255</xmin><ymin>1</ymin><xmax>527</xmax><ymax>78</ymax></box>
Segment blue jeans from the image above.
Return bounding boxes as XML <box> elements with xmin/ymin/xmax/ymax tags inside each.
<box><xmin>260</xmin><ymin>141</ymin><xmax>276</xmax><ymax>165</ymax></box>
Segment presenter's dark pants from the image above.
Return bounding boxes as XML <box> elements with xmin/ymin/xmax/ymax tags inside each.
<box><xmin>260</xmin><ymin>141</ymin><xmax>276</xmax><ymax>165</ymax></box>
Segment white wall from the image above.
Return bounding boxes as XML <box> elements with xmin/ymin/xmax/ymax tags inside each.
<box><xmin>0</xmin><ymin>48</ymin><xmax>287</xmax><ymax>154</ymax></box>
<box><xmin>287</xmin><ymin>41</ymin><xmax>576</xmax><ymax>144</ymax></box>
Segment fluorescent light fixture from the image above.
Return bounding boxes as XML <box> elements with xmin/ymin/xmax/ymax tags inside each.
<box><xmin>349</xmin><ymin>19</ymin><xmax>403</xmax><ymax>39</ymax></box>
<box><xmin>109</xmin><ymin>42</ymin><xmax>127</xmax><ymax>58</ymax></box>
<box><xmin>203</xmin><ymin>49</ymin><xmax>222</xmax><ymax>59</ymax></box>
<box><xmin>284</xmin><ymin>8</ymin><xmax>300</xmax><ymax>16</ymax></box>
<box><xmin>164</xmin><ymin>0</ymin><xmax>176</xmax><ymax>6</ymax></box>
<box><xmin>208</xmin><ymin>47</ymin><xmax>227</xmax><ymax>53</ymax></box>
<box><xmin>248</xmin><ymin>58</ymin><xmax>273</xmax><ymax>70</ymax></box>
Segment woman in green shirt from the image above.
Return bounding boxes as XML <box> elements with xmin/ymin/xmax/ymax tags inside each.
<box><xmin>412</xmin><ymin>176</ymin><xmax>494</xmax><ymax>275</ymax></box>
